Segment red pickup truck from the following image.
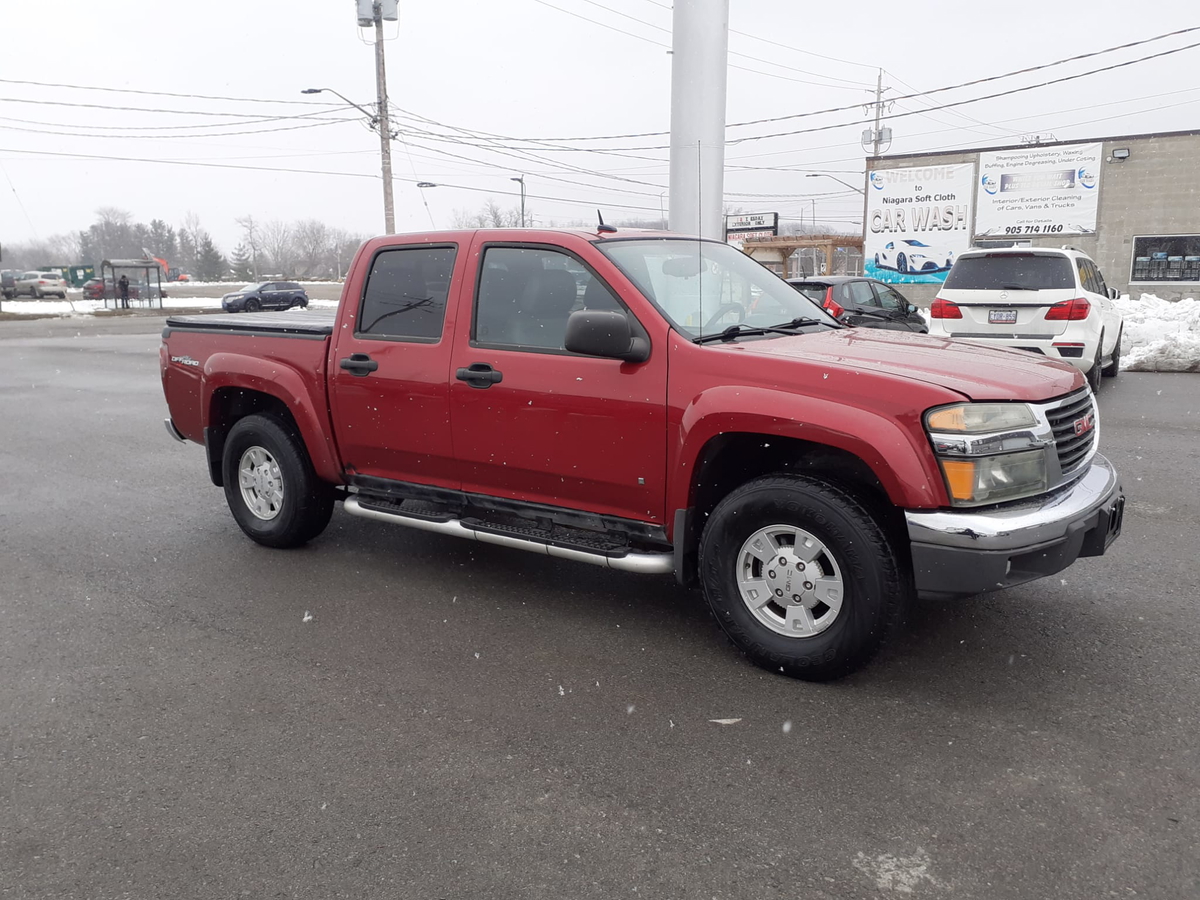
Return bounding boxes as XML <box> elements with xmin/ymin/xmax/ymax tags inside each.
<box><xmin>161</xmin><ymin>228</ymin><xmax>1124</xmax><ymax>680</ymax></box>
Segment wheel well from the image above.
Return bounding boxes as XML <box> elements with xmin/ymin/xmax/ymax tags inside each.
<box><xmin>677</xmin><ymin>433</ymin><xmax>905</xmax><ymax>587</ymax></box>
<box><xmin>205</xmin><ymin>389</ymin><xmax>296</xmax><ymax>486</ymax></box>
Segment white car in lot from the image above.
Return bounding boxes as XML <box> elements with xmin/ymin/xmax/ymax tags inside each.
<box><xmin>14</xmin><ymin>270</ymin><xmax>69</xmax><ymax>299</ymax></box>
<box><xmin>875</xmin><ymin>239</ymin><xmax>955</xmax><ymax>274</ymax></box>
<box><xmin>927</xmin><ymin>247</ymin><xmax>1123</xmax><ymax>391</ymax></box>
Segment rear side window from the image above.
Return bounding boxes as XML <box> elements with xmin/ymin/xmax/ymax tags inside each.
<box><xmin>847</xmin><ymin>281</ymin><xmax>875</xmax><ymax>305</ymax></box>
<box><xmin>358</xmin><ymin>245</ymin><xmax>457</xmax><ymax>340</ymax></box>
<box><xmin>790</xmin><ymin>283</ymin><xmax>827</xmax><ymax>302</ymax></box>
<box><xmin>943</xmin><ymin>254</ymin><xmax>1074</xmax><ymax>291</ymax></box>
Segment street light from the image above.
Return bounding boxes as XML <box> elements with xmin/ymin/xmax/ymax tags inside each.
<box><xmin>805</xmin><ymin>173</ymin><xmax>865</xmax><ymax>195</ymax></box>
<box><xmin>510</xmin><ymin>175</ymin><xmax>526</xmax><ymax>227</ymax></box>
<box><xmin>304</xmin><ymin>86</ymin><xmax>395</xmax><ymax>234</ymax></box>
<box><xmin>416</xmin><ymin>182</ymin><xmax>438</xmax><ymax>189</ymax></box>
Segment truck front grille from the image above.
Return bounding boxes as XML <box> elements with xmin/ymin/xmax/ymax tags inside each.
<box><xmin>1045</xmin><ymin>390</ymin><xmax>1096</xmax><ymax>477</ymax></box>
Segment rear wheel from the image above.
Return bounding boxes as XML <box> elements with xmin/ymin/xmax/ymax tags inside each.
<box><xmin>221</xmin><ymin>414</ymin><xmax>334</xmax><ymax>548</ymax></box>
<box><xmin>699</xmin><ymin>475</ymin><xmax>907</xmax><ymax>682</ymax></box>
<box><xmin>1087</xmin><ymin>343</ymin><xmax>1103</xmax><ymax>392</ymax></box>
<box><xmin>32</xmin><ymin>287</ymin><xmax>42</xmax><ymax>299</ymax></box>
<box><xmin>244</xmin><ymin>298</ymin><xmax>261</xmax><ymax>313</ymax></box>
<box><xmin>1102</xmin><ymin>330</ymin><xmax>1122</xmax><ymax>377</ymax></box>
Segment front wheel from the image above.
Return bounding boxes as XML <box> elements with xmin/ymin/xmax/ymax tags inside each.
<box><xmin>699</xmin><ymin>475</ymin><xmax>907</xmax><ymax>681</ymax></box>
<box><xmin>244</xmin><ymin>298</ymin><xmax>261</xmax><ymax>313</ymax></box>
<box><xmin>1087</xmin><ymin>342</ymin><xmax>1103</xmax><ymax>392</ymax></box>
<box><xmin>221</xmin><ymin>414</ymin><xmax>334</xmax><ymax>548</ymax></box>
<box><xmin>897</xmin><ymin>253</ymin><xmax>908</xmax><ymax>274</ymax></box>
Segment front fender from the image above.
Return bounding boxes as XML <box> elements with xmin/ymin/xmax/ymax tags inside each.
<box><xmin>668</xmin><ymin>385</ymin><xmax>948</xmax><ymax>514</ymax></box>
<box><xmin>202</xmin><ymin>353</ymin><xmax>342</xmax><ymax>483</ymax></box>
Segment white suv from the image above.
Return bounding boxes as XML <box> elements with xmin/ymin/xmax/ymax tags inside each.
<box><xmin>928</xmin><ymin>247</ymin><xmax>1124</xmax><ymax>391</ymax></box>
<box><xmin>14</xmin><ymin>270</ymin><xmax>69</xmax><ymax>299</ymax></box>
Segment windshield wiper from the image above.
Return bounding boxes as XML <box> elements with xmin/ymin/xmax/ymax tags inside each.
<box><xmin>692</xmin><ymin>317</ymin><xmax>830</xmax><ymax>344</ymax></box>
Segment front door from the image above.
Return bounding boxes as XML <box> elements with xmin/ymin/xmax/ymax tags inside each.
<box><xmin>448</xmin><ymin>241</ymin><xmax>668</xmax><ymax>525</ymax></box>
<box><xmin>328</xmin><ymin>242</ymin><xmax>464</xmax><ymax>489</ymax></box>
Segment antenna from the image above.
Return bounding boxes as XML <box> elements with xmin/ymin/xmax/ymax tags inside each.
<box><xmin>696</xmin><ymin>140</ymin><xmax>703</xmax><ymax>333</ymax></box>
<box><xmin>596</xmin><ymin>210</ymin><xmax>617</xmax><ymax>234</ymax></box>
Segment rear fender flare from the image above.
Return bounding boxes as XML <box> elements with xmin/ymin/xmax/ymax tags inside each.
<box><xmin>202</xmin><ymin>353</ymin><xmax>341</xmax><ymax>482</ymax></box>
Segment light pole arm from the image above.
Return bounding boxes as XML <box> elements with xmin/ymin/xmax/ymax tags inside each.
<box><xmin>302</xmin><ymin>88</ymin><xmax>376</xmax><ymax>121</ymax></box>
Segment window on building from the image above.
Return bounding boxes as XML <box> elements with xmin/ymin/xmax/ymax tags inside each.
<box><xmin>1130</xmin><ymin>235</ymin><xmax>1200</xmax><ymax>283</ymax></box>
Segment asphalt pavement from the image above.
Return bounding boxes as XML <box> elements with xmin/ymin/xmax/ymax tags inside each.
<box><xmin>1</xmin><ymin>315</ymin><xmax>1197</xmax><ymax>900</ymax></box>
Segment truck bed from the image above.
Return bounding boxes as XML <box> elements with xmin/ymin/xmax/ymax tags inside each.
<box><xmin>164</xmin><ymin>309</ymin><xmax>337</xmax><ymax>337</ymax></box>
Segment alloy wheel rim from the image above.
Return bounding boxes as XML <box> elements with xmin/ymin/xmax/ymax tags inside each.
<box><xmin>238</xmin><ymin>446</ymin><xmax>284</xmax><ymax>520</ymax></box>
<box><xmin>736</xmin><ymin>525</ymin><xmax>845</xmax><ymax>638</ymax></box>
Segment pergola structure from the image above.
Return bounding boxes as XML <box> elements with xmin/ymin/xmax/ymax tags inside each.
<box><xmin>100</xmin><ymin>258</ymin><xmax>164</xmax><ymax>310</ymax></box>
<box><xmin>742</xmin><ymin>234</ymin><xmax>865</xmax><ymax>280</ymax></box>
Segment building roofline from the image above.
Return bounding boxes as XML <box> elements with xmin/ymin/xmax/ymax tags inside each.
<box><xmin>868</xmin><ymin>127</ymin><xmax>1200</xmax><ymax>163</ymax></box>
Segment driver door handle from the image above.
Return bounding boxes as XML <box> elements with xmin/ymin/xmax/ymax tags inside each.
<box><xmin>456</xmin><ymin>362</ymin><xmax>503</xmax><ymax>389</ymax></box>
<box><xmin>339</xmin><ymin>352</ymin><xmax>378</xmax><ymax>376</ymax></box>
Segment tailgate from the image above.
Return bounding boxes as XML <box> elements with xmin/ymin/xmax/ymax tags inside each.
<box><xmin>937</xmin><ymin>287</ymin><xmax>1075</xmax><ymax>337</ymax></box>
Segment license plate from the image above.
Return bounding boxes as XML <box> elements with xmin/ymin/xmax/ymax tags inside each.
<box><xmin>988</xmin><ymin>309</ymin><xmax>1019</xmax><ymax>324</ymax></box>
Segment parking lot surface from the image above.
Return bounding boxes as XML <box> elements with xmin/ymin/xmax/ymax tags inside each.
<box><xmin>1</xmin><ymin>317</ymin><xmax>1197</xmax><ymax>899</ymax></box>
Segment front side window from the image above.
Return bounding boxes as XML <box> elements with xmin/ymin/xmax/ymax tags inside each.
<box><xmin>874</xmin><ymin>285</ymin><xmax>907</xmax><ymax>310</ymax></box>
<box><xmin>358</xmin><ymin>245</ymin><xmax>457</xmax><ymax>340</ymax></box>
<box><xmin>474</xmin><ymin>246</ymin><xmax>622</xmax><ymax>351</ymax></box>
<box><xmin>599</xmin><ymin>238</ymin><xmax>834</xmax><ymax>339</ymax></box>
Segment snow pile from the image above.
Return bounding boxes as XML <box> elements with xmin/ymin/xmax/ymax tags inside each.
<box><xmin>1114</xmin><ymin>293</ymin><xmax>1200</xmax><ymax>372</ymax></box>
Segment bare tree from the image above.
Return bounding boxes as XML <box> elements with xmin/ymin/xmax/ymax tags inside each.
<box><xmin>292</xmin><ymin>219</ymin><xmax>329</xmax><ymax>277</ymax></box>
<box><xmin>260</xmin><ymin>220</ymin><xmax>294</xmax><ymax>277</ymax></box>
<box><xmin>234</xmin><ymin>214</ymin><xmax>263</xmax><ymax>281</ymax></box>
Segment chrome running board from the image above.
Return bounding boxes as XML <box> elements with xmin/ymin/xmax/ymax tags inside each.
<box><xmin>343</xmin><ymin>495</ymin><xmax>673</xmax><ymax>575</ymax></box>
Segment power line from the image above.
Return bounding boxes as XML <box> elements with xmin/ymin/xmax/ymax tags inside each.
<box><xmin>0</xmin><ymin>77</ymin><xmax>335</xmax><ymax>106</ymax></box>
<box><xmin>568</xmin><ymin>0</ymin><xmax>874</xmax><ymax>87</ymax></box>
<box><xmin>0</xmin><ymin>117</ymin><xmax>362</xmax><ymax>141</ymax></box>
<box><xmin>424</xmin><ymin>24</ymin><xmax>1200</xmax><ymax>144</ymax></box>
<box><xmin>0</xmin><ymin>108</ymin><xmax>358</xmax><ymax>133</ymax></box>
<box><xmin>0</xmin><ymin>96</ymin><xmax>353</xmax><ymax>121</ymax></box>
<box><xmin>527</xmin><ymin>0</ymin><xmax>868</xmax><ymax>90</ymax></box>
<box><xmin>637</xmin><ymin>0</ymin><xmax>878</xmax><ymax>72</ymax></box>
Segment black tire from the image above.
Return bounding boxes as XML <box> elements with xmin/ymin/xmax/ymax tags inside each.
<box><xmin>32</xmin><ymin>287</ymin><xmax>42</xmax><ymax>299</ymax></box>
<box><xmin>874</xmin><ymin>254</ymin><xmax>880</xmax><ymax>267</ymax></box>
<box><xmin>244</xmin><ymin>298</ymin><xmax>261</xmax><ymax>313</ymax></box>
<box><xmin>1102</xmin><ymin>330</ymin><xmax>1121</xmax><ymax>377</ymax></box>
<box><xmin>221</xmin><ymin>414</ymin><xmax>334</xmax><ymax>548</ymax></box>
<box><xmin>897</xmin><ymin>253</ymin><xmax>908</xmax><ymax>274</ymax></box>
<box><xmin>699</xmin><ymin>474</ymin><xmax>907</xmax><ymax>682</ymax></box>
<box><xmin>1087</xmin><ymin>343</ymin><xmax>1103</xmax><ymax>392</ymax></box>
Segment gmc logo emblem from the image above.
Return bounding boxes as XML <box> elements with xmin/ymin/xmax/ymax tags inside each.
<box><xmin>1074</xmin><ymin>413</ymin><xmax>1094</xmax><ymax>436</ymax></box>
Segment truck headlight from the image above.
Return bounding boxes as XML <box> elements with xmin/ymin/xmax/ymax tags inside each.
<box><xmin>925</xmin><ymin>403</ymin><xmax>1048</xmax><ymax>506</ymax></box>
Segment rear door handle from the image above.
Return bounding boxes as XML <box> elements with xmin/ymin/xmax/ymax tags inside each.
<box><xmin>339</xmin><ymin>352</ymin><xmax>378</xmax><ymax>377</ymax></box>
<box><xmin>456</xmin><ymin>362</ymin><xmax>503</xmax><ymax>389</ymax></box>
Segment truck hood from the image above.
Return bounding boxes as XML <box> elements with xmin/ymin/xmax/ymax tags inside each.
<box><xmin>728</xmin><ymin>327</ymin><xmax>1083</xmax><ymax>401</ymax></box>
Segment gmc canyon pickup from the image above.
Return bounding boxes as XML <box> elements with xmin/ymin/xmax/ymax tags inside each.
<box><xmin>161</xmin><ymin>228</ymin><xmax>1124</xmax><ymax>681</ymax></box>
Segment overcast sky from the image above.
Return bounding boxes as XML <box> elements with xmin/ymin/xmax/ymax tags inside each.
<box><xmin>1</xmin><ymin>0</ymin><xmax>1197</xmax><ymax>252</ymax></box>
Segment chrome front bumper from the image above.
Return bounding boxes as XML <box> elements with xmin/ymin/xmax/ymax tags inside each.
<box><xmin>904</xmin><ymin>454</ymin><xmax>1124</xmax><ymax>599</ymax></box>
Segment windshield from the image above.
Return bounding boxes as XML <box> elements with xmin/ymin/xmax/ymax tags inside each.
<box><xmin>598</xmin><ymin>238</ymin><xmax>836</xmax><ymax>339</ymax></box>
<box><xmin>239</xmin><ymin>283</ymin><xmax>267</xmax><ymax>291</ymax></box>
<box><xmin>944</xmin><ymin>253</ymin><xmax>1074</xmax><ymax>290</ymax></box>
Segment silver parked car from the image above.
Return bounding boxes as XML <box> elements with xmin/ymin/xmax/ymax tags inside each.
<box><xmin>15</xmin><ymin>270</ymin><xmax>69</xmax><ymax>299</ymax></box>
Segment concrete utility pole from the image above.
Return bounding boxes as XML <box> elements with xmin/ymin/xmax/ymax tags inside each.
<box><xmin>374</xmin><ymin>1</ymin><xmax>396</xmax><ymax>234</ymax></box>
<box><xmin>668</xmin><ymin>0</ymin><xmax>729</xmax><ymax>240</ymax></box>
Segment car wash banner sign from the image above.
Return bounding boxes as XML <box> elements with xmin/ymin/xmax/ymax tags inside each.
<box><xmin>864</xmin><ymin>162</ymin><xmax>975</xmax><ymax>284</ymax></box>
<box><xmin>975</xmin><ymin>142</ymin><xmax>1102</xmax><ymax>237</ymax></box>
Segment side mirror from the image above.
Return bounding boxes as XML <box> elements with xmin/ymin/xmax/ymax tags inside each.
<box><xmin>906</xmin><ymin>302</ymin><xmax>918</xmax><ymax>314</ymax></box>
<box><xmin>1108</xmin><ymin>287</ymin><xmax>1120</xmax><ymax>300</ymax></box>
<box><xmin>564</xmin><ymin>309</ymin><xmax>649</xmax><ymax>363</ymax></box>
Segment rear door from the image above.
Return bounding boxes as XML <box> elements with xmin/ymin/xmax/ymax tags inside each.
<box><xmin>328</xmin><ymin>242</ymin><xmax>464</xmax><ymax>489</ymax></box>
<box><xmin>447</xmin><ymin>239</ymin><xmax>668</xmax><ymax>523</ymax></box>
<box><xmin>937</xmin><ymin>252</ymin><xmax>1078</xmax><ymax>338</ymax></box>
